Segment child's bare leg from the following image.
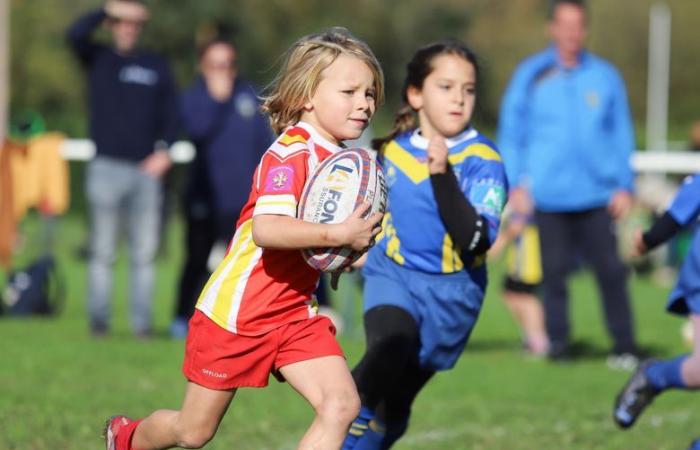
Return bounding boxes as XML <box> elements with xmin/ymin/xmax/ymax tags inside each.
<box><xmin>682</xmin><ymin>314</ymin><xmax>700</xmax><ymax>387</ymax></box>
<box><xmin>280</xmin><ymin>355</ymin><xmax>360</xmax><ymax>450</ymax></box>
<box><xmin>132</xmin><ymin>382</ymin><xmax>236</xmax><ymax>449</ymax></box>
<box><xmin>504</xmin><ymin>290</ymin><xmax>549</xmax><ymax>354</ymax></box>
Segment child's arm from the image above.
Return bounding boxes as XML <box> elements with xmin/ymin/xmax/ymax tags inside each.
<box><xmin>428</xmin><ymin>142</ymin><xmax>490</xmax><ymax>256</ymax></box>
<box><xmin>487</xmin><ymin>229</ymin><xmax>509</xmax><ymax>260</ymax></box>
<box><xmin>634</xmin><ymin>174</ymin><xmax>700</xmax><ymax>256</ymax></box>
<box><xmin>428</xmin><ymin>136</ymin><xmax>506</xmax><ymax>258</ymax></box>
<box><xmin>633</xmin><ymin>212</ymin><xmax>682</xmax><ymax>256</ymax></box>
<box><xmin>252</xmin><ymin>202</ymin><xmax>383</xmax><ymax>251</ymax></box>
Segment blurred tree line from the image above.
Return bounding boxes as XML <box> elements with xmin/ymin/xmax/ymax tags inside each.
<box><xmin>8</xmin><ymin>0</ymin><xmax>700</xmax><ymax>143</ymax></box>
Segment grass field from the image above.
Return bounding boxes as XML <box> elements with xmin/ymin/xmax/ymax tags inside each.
<box><xmin>0</xmin><ymin>214</ymin><xmax>697</xmax><ymax>450</ymax></box>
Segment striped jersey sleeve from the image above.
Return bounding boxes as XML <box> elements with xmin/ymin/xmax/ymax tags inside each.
<box><xmin>252</xmin><ymin>127</ymin><xmax>311</xmax><ymax>218</ymax></box>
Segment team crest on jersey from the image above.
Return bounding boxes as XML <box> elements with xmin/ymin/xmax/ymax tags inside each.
<box><xmin>265</xmin><ymin>166</ymin><xmax>294</xmax><ymax>193</ymax></box>
<box><xmin>471</xmin><ymin>181</ymin><xmax>506</xmax><ymax>217</ymax></box>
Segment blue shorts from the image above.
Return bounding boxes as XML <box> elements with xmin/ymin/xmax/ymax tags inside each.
<box><xmin>362</xmin><ymin>250</ymin><xmax>484</xmax><ymax>371</ymax></box>
<box><xmin>667</xmin><ymin>230</ymin><xmax>700</xmax><ymax>316</ymax></box>
<box><xmin>667</xmin><ymin>281</ymin><xmax>700</xmax><ymax>316</ymax></box>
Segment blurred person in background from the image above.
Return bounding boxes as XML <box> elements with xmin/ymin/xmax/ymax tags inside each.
<box><xmin>171</xmin><ymin>37</ymin><xmax>272</xmax><ymax>338</ymax></box>
<box><xmin>66</xmin><ymin>0</ymin><xmax>179</xmax><ymax>337</ymax></box>
<box><xmin>498</xmin><ymin>0</ymin><xmax>639</xmax><ymax>368</ymax></box>
<box><xmin>690</xmin><ymin>120</ymin><xmax>700</xmax><ymax>152</ymax></box>
<box><xmin>0</xmin><ymin>111</ymin><xmax>70</xmax><ymax>267</ymax></box>
<box><xmin>489</xmin><ymin>206</ymin><xmax>549</xmax><ymax>356</ymax></box>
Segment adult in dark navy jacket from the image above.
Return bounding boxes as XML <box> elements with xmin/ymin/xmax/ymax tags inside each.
<box><xmin>498</xmin><ymin>0</ymin><xmax>638</xmax><ymax>366</ymax></box>
<box><xmin>67</xmin><ymin>0</ymin><xmax>178</xmax><ymax>337</ymax></box>
<box><xmin>171</xmin><ymin>38</ymin><xmax>272</xmax><ymax>337</ymax></box>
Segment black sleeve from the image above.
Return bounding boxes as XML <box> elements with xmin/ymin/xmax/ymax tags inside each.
<box><xmin>642</xmin><ymin>212</ymin><xmax>682</xmax><ymax>251</ymax></box>
<box><xmin>66</xmin><ymin>9</ymin><xmax>106</xmax><ymax>66</ymax></box>
<box><xmin>430</xmin><ymin>164</ymin><xmax>490</xmax><ymax>257</ymax></box>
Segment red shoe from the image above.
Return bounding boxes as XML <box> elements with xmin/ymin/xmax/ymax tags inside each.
<box><xmin>102</xmin><ymin>415</ymin><xmax>133</xmax><ymax>450</ymax></box>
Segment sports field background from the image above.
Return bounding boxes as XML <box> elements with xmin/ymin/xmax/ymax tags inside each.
<box><xmin>0</xmin><ymin>213</ymin><xmax>695</xmax><ymax>450</ymax></box>
<box><xmin>9</xmin><ymin>0</ymin><xmax>700</xmax><ymax>142</ymax></box>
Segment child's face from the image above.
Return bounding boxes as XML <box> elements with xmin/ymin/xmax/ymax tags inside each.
<box><xmin>301</xmin><ymin>55</ymin><xmax>377</xmax><ymax>144</ymax></box>
<box><xmin>408</xmin><ymin>54</ymin><xmax>476</xmax><ymax>139</ymax></box>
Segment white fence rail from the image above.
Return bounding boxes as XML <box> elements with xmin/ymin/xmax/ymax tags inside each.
<box><xmin>61</xmin><ymin>139</ymin><xmax>196</xmax><ymax>164</ymax></box>
<box><xmin>59</xmin><ymin>139</ymin><xmax>700</xmax><ymax>174</ymax></box>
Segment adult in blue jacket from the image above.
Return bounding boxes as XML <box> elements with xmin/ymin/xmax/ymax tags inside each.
<box><xmin>498</xmin><ymin>0</ymin><xmax>638</xmax><ymax>366</ymax></box>
<box><xmin>67</xmin><ymin>0</ymin><xmax>179</xmax><ymax>337</ymax></box>
<box><xmin>171</xmin><ymin>38</ymin><xmax>273</xmax><ymax>337</ymax></box>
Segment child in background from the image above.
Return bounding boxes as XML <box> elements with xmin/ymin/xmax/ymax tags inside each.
<box><xmin>103</xmin><ymin>27</ymin><xmax>384</xmax><ymax>450</ymax></box>
<box><xmin>613</xmin><ymin>174</ymin><xmax>700</xmax><ymax>450</ymax></box>
<box><xmin>342</xmin><ymin>39</ymin><xmax>508</xmax><ymax>449</ymax></box>
<box><xmin>490</xmin><ymin>207</ymin><xmax>549</xmax><ymax>356</ymax></box>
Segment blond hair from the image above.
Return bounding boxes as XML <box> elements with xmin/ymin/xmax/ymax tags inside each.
<box><xmin>262</xmin><ymin>27</ymin><xmax>384</xmax><ymax>135</ymax></box>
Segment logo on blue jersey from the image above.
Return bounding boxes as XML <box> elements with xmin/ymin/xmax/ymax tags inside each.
<box><xmin>471</xmin><ymin>183</ymin><xmax>506</xmax><ymax>217</ymax></box>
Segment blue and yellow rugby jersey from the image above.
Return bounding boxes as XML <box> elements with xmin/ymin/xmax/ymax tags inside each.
<box><xmin>505</xmin><ymin>217</ymin><xmax>543</xmax><ymax>286</ymax></box>
<box><xmin>371</xmin><ymin>127</ymin><xmax>508</xmax><ymax>288</ymax></box>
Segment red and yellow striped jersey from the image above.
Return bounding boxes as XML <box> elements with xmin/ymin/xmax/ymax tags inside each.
<box><xmin>195</xmin><ymin>122</ymin><xmax>342</xmax><ymax>335</ymax></box>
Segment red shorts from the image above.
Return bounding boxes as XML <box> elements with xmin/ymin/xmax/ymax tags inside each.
<box><xmin>182</xmin><ymin>310</ymin><xmax>344</xmax><ymax>390</ymax></box>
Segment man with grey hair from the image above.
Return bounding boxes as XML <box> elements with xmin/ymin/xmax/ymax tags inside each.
<box><xmin>498</xmin><ymin>0</ymin><xmax>639</xmax><ymax>368</ymax></box>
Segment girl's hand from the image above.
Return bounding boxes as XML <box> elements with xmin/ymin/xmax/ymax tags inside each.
<box><xmin>631</xmin><ymin>229</ymin><xmax>648</xmax><ymax>257</ymax></box>
<box><xmin>329</xmin><ymin>224</ymin><xmax>373</xmax><ymax>291</ymax></box>
<box><xmin>334</xmin><ymin>202</ymin><xmax>383</xmax><ymax>251</ymax></box>
<box><xmin>427</xmin><ymin>136</ymin><xmax>449</xmax><ymax>174</ymax></box>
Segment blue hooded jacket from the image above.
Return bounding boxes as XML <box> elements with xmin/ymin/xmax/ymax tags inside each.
<box><xmin>498</xmin><ymin>46</ymin><xmax>635</xmax><ymax>212</ymax></box>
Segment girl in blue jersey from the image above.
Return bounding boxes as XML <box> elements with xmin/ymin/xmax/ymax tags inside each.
<box><xmin>342</xmin><ymin>40</ymin><xmax>507</xmax><ymax>450</ymax></box>
<box><xmin>614</xmin><ymin>174</ymin><xmax>700</xmax><ymax>449</ymax></box>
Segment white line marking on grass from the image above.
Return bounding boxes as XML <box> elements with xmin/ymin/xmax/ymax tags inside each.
<box><xmin>401</xmin><ymin>423</ymin><xmax>508</xmax><ymax>445</ymax></box>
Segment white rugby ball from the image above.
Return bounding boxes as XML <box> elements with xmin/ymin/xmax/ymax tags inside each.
<box><xmin>298</xmin><ymin>148</ymin><xmax>386</xmax><ymax>271</ymax></box>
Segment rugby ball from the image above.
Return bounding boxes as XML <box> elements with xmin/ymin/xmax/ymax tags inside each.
<box><xmin>298</xmin><ymin>148</ymin><xmax>386</xmax><ymax>271</ymax></box>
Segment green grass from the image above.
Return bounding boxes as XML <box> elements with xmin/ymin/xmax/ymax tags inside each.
<box><xmin>0</xmin><ymin>214</ymin><xmax>696</xmax><ymax>450</ymax></box>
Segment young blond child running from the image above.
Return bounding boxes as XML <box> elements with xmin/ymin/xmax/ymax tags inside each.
<box><xmin>342</xmin><ymin>40</ymin><xmax>508</xmax><ymax>449</ymax></box>
<box><xmin>103</xmin><ymin>27</ymin><xmax>384</xmax><ymax>450</ymax></box>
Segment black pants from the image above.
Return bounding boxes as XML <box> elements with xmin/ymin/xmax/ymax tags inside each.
<box><xmin>535</xmin><ymin>208</ymin><xmax>636</xmax><ymax>353</ymax></box>
<box><xmin>173</xmin><ymin>206</ymin><xmax>239</xmax><ymax>320</ymax></box>
<box><xmin>352</xmin><ymin>306</ymin><xmax>434</xmax><ymax>434</ymax></box>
